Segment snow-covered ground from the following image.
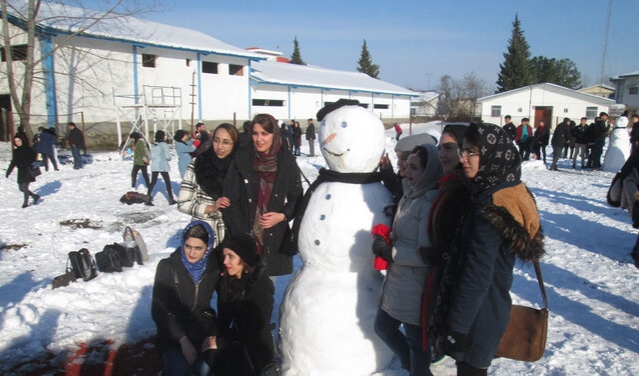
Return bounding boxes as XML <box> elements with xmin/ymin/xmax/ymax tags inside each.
<box><xmin>1</xmin><ymin>121</ymin><xmax>638</xmax><ymax>375</ymax></box>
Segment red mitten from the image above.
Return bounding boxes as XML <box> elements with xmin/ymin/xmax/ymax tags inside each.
<box><xmin>371</xmin><ymin>224</ymin><xmax>391</xmax><ymax>270</ymax></box>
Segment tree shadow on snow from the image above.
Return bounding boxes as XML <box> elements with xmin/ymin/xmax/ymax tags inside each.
<box><xmin>530</xmin><ymin>186</ymin><xmax>625</xmax><ymax>225</ymax></box>
<box><xmin>539</xmin><ymin>211</ymin><xmax>635</xmax><ymax>265</ymax></box>
<box><xmin>511</xmin><ymin>263</ymin><xmax>639</xmax><ymax>354</ymax></box>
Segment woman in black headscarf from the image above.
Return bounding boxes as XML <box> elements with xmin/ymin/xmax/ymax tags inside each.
<box><xmin>178</xmin><ymin>123</ymin><xmax>238</xmax><ymax>248</ymax></box>
<box><xmin>6</xmin><ymin>136</ymin><xmax>40</xmax><ymax>208</ymax></box>
<box><xmin>431</xmin><ymin>122</ymin><xmax>545</xmax><ymax>376</ymax></box>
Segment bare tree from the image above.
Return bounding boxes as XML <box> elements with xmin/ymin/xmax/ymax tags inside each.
<box><xmin>437</xmin><ymin>73</ymin><xmax>486</xmax><ymax>120</ymax></box>
<box><xmin>1</xmin><ymin>0</ymin><xmax>161</xmax><ymax>135</ymax></box>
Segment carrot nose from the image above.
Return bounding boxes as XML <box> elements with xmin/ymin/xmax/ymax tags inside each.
<box><xmin>324</xmin><ymin>133</ymin><xmax>337</xmax><ymax>144</ymax></box>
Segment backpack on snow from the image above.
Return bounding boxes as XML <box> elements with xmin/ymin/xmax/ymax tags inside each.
<box><xmin>95</xmin><ymin>244</ymin><xmax>124</xmax><ymax>273</ymax></box>
<box><xmin>68</xmin><ymin>248</ymin><xmax>98</xmax><ymax>282</ymax></box>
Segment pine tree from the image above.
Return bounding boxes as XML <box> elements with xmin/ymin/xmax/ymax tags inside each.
<box><xmin>290</xmin><ymin>37</ymin><xmax>306</xmax><ymax>65</ymax></box>
<box><xmin>496</xmin><ymin>14</ymin><xmax>532</xmax><ymax>92</ymax></box>
<box><xmin>356</xmin><ymin>40</ymin><xmax>380</xmax><ymax>79</ymax></box>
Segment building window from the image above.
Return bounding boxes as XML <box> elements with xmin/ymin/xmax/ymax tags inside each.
<box><xmin>229</xmin><ymin>64</ymin><xmax>244</xmax><ymax>76</ymax></box>
<box><xmin>564</xmin><ymin>108</ymin><xmax>569</xmax><ymax>113</ymax></box>
<box><xmin>142</xmin><ymin>54</ymin><xmax>156</xmax><ymax>68</ymax></box>
<box><xmin>202</xmin><ymin>61</ymin><xmax>218</xmax><ymax>74</ymax></box>
<box><xmin>491</xmin><ymin>105</ymin><xmax>501</xmax><ymax>117</ymax></box>
<box><xmin>252</xmin><ymin>99</ymin><xmax>284</xmax><ymax>107</ymax></box>
<box><xmin>374</xmin><ymin>104</ymin><xmax>389</xmax><ymax>109</ymax></box>
<box><xmin>186</xmin><ymin>58</ymin><xmax>191</xmax><ymax>67</ymax></box>
<box><xmin>586</xmin><ymin>107</ymin><xmax>597</xmax><ymax>119</ymax></box>
<box><xmin>630</xmin><ymin>87</ymin><xmax>638</xmax><ymax>95</ymax></box>
<box><xmin>1</xmin><ymin>44</ymin><xmax>28</xmax><ymax>62</ymax></box>
<box><xmin>517</xmin><ymin>108</ymin><xmax>523</xmax><ymax>112</ymax></box>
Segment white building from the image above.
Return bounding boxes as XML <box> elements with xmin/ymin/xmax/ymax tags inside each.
<box><xmin>478</xmin><ymin>83</ymin><xmax>615</xmax><ymax>127</ymax></box>
<box><xmin>611</xmin><ymin>71</ymin><xmax>639</xmax><ymax>112</ymax></box>
<box><xmin>1</xmin><ymin>0</ymin><xmax>416</xmax><ymax>146</ymax></box>
<box><xmin>410</xmin><ymin>91</ymin><xmax>442</xmax><ymax>117</ymax></box>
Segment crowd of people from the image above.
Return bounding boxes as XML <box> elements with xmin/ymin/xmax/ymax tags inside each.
<box><xmin>28</xmin><ymin>108</ymin><xmax>639</xmax><ymax>375</ymax></box>
<box><xmin>511</xmin><ymin>112</ymin><xmax>624</xmax><ymax>171</ymax></box>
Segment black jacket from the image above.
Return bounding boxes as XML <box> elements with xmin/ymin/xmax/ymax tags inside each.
<box><xmin>572</xmin><ymin>124</ymin><xmax>590</xmax><ymax>144</ymax></box>
<box><xmin>6</xmin><ymin>144</ymin><xmax>36</xmax><ymax>184</ymax></box>
<box><xmin>222</xmin><ymin>144</ymin><xmax>303</xmax><ymax>276</ymax></box>
<box><xmin>503</xmin><ymin>122</ymin><xmax>517</xmax><ymax>142</ymax></box>
<box><xmin>551</xmin><ymin>121</ymin><xmax>572</xmax><ymax>147</ymax></box>
<box><xmin>215</xmin><ymin>264</ymin><xmax>275</xmax><ymax>376</ymax></box>
<box><xmin>533</xmin><ymin>125</ymin><xmax>550</xmax><ymax>147</ymax></box>
<box><xmin>67</xmin><ymin>127</ymin><xmax>85</xmax><ymax>148</ymax></box>
<box><xmin>151</xmin><ymin>248</ymin><xmax>221</xmax><ymax>355</ymax></box>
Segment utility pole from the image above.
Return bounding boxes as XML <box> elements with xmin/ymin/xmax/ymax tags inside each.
<box><xmin>599</xmin><ymin>0</ymin><xmax>612</xmax><ymax>84</ymax></box>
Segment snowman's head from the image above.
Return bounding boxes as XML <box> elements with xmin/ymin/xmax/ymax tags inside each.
<box><xmin>318</xmin><ymin>105</ymin><xmax>385</xmax><ymax>173</ymax></box>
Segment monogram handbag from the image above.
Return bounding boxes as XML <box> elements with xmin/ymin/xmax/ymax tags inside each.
<box><xmin>495</xmin><ymin>261</ymin><xmax>548</xmax><ymax>362</ymax></box>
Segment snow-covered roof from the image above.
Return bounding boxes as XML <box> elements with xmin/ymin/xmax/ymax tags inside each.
<box><xmin>478</xmin><ymin>82</ymin><xmax>615</xmax><ymax>105</ymax></box>
<box><xmin>250</xmin><ymin>60</ymin><xmax>418</xmax><ymax>97</ymax></box>
<box><xmin>411</xmin><ymin>91</ymin><xmax>440</xmax><ymax>103</ymax></box>
<box><xmin>611</xmin><ymin>70</ymin><xmax>639</xmax><ymax>80</ymax></box>
<box><xmin>5</xmin><ymin>0</ymin><xmax>265</xmax><ymax>60</ymax></box>
<box><xmin>580</xmin><ymin>84</ymin><xmax>615</xmax><ymax>92</ymax></box>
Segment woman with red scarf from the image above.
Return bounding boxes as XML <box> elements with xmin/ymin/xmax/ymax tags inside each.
<box><xmin>222</xmin><ymin>114</ymin><xmax>303</xmax><ymax>277</ymax></box>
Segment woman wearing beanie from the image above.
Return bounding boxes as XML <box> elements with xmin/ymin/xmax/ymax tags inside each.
<box><xmin>129</xmin><ymin>132</ymin><xmax>150</xmax><ymax>189</ymax></box>
<box><xmin>151</xmin><ymin>220</ymin><xmax>221</xmax><ymax>376</ymax></box>
<box><xmin>212</xmin><ymin>233</ymin><xmax>276</xmax><ymax>376</ymax></box>
<box><xmin>430</xmin><ymin>122</ymin><xmax>545</xmax><ymax>376</ymax></box>
<box><xmin>173</xmin><ymin>129</ymin><xmax>196</xmax><ymax>179</ymax></box>
<box><xmin>222</xmin><ymin>113</ymin><xmax>303</xmax><ymax>277</ymax></box>
<box><xmin>147</xmin><ymin>130</ymin><xmax>177</xmax><ymax>205</ymax></box>
<box><xmin>6</xmin><ymin>136</ymin><xmax>40</xmax><ymax>208</ymax></box>
<box><xmin>372</xmin><ymin>143</ymin><xmax>443</xmax><ymax>376</ymax></box>
<box><xmin>178</xmin><ymin>123</ymin><xmax>238</xmax><ymax>248</ymax></box>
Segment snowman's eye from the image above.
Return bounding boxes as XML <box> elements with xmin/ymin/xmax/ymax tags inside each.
<box><xmin>341</xmin><ymin>121</ymin><xmax>348</xmax><ymax>128</ymax></box>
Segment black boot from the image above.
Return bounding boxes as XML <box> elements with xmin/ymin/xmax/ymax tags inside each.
<box><xmin>145</xmin><ymin>197</ymin><xmax>154</xmax><ymax>206</ymax></box>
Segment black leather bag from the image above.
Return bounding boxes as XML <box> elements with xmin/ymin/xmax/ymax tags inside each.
<box><xmin>96</xmin><ymin>245</ymin><xmax>123</xmax><ymax>273</ymax></box>
<box><xmin>68</xmin><ymin>248</ymin><xmax>97</xmax><ymax>282</ymax></box>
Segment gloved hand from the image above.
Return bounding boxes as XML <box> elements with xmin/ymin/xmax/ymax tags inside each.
<box><xmin>372</xmin><ymin>235</ymin><xmax>393</xmax><ymax>262</ymax></box>
<box><xmin>444</xmin><ymin>330</ymin><xmax>469</xmax><ymax>354</ymax></box>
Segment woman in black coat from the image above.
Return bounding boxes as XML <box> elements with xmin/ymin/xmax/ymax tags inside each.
<box><xmin>6</xmin><ymin>136</ymin><xmax>40</xmax><ymax>208</ymax></box>
<box><xmin>222</xmin><ymin>113</ymin><xmax>303</xmax><ymax>277</ymax></box>
<box><xmin>431</xmin><ymin>123</ymin><xmax>545</xmax><ymax>375</ymax></box>
<box><xmin>151</xmin><ymin>220</ymin><xmax>221</xmax><ymax>376</ymax></box>
<box><xmin>213</xmin><ymin>233</ymin><xmax>276</xmax><ymax>376</ymax></box>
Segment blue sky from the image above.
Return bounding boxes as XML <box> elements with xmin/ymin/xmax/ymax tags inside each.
<box><xmin>139</xmin><ymin>0</ymin><xmax>638</xmax><ymax>92</ymax></box>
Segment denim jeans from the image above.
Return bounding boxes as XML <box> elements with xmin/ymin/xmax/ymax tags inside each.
<box><xmin>70</xmin><ymin>145</ymin><xmax>82</xmax><ymax>169</ymax></box>
<box><xmin>162</xmin><ymin>346</ymin><xmax>211</xmax><ymax>376</ymax></box>
<box><xmin>374</xmin><ymin>308</ymin><xmax>431</xmax><ymax>376</ymax></box>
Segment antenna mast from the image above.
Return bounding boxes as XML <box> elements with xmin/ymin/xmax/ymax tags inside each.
<box><xmin>599</xmin><ymin>0</ymin><xmax>612</xmax><ymax>84</ymax></box>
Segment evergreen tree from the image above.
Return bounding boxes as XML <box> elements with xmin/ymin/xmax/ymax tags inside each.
<box><xmin>356</xmin><ymin>40</ymin><xmax>380</xmax><ymax>78</ymax></box>
<box><xmin>530</xmin><ymin>56</ymin><xmax>582</xmax><ymax>89</ymax></box>
<box><xmin>290</xmin><ymin>37</ymin><xmax>306</xmax><ymax>65</ymax></box>
<box><xmin>496</xmin><ymin>14</ymin><xmax>532</xmax><ymax>92</ymax></box>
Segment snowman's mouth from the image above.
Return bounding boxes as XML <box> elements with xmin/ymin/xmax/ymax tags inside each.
<box><xmin>323</xmin><ymin>147</ymin><xmax>349</xmax><ymax>157</ymax></box>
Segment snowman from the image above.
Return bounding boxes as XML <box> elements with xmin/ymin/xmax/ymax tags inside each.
<box><xmin>603</xmin><ymin>111</ymin><xmax>630</xmax><ymax>172</ymax></box>
<box><xmin>279</xmin><ymin>99</ymin><xmax>394</xmax><ymax>375</ymax></box>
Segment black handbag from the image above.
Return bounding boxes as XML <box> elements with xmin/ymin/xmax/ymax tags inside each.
<box><xmin>29</xmin><ymin>162</ymin><xmax>42</xmax><ymax>178</ymax></box>
<box><xmin>96</xmin><ymin>245</ymin><xmax>123</xmax><ymax>273</ymax></box>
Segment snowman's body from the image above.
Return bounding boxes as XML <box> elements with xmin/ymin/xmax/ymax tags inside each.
<box><xmin>604</xmin><ymin>116</ymin><xmax>630</xmax><ymax>172</ymax></box>
<box><xmin>279</xmin><ymin>105</ymin><xmax>394</xmax><ymax>375</ymax></box>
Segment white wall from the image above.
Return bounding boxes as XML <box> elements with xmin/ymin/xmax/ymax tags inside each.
<box><xmin>479</xmin><ymin>86</ymin><xmax>614</xmax><ymax>126</ymax></box>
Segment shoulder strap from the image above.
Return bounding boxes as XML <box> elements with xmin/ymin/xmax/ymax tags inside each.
<box><xmin>533</xmin><ymin>261</ymin><xmax>548</xmax><ymax>310</ymax></box>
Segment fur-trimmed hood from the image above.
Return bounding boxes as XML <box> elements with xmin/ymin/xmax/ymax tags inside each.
<box><xmin>479</xmin><ymin>182</ymin><xmax>545</xmax><ymax>262</ymax></box>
